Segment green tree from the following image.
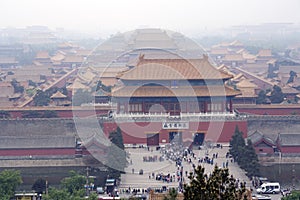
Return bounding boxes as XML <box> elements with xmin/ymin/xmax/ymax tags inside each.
<box><xmin>256</xmin><ymin>90</ymin><xmax>268</xmax><ymax>104</ymax></box>
<box><xmin>229</xmin><ymin>126</ymin><xmax>245</xmax><ymax>163</ymax></box>
<box><xmin>287</xmin><ymin>70</ymin><xmax>297</xmax><ymax>84</ymax></box>
<box><xmin>109</xmin><ymin>127</ymin><xmax>125</xmax><ymax>150</ymax></box>
<box><xmin>11</xmin><ymin>79</ymin><xmax>24</xmax><ymax>93</ymax></box>
<box><xmin>87</xmin><ymin>192</ymin><xmax>98</xmax><ymax>200</ymax></box>
<box><xmin>183</xmin><ymin>165</ymin><xmax>248</xmax><ymax>200</ymax></box>
<box><xmin>269</xmin><ymin>85</ymin><xmax>284</xmax><ymax>104</ymax></box>
<box><xmin>107</xmin><ymin>127</ymin><xmax>127</xmax><ymax>180</ymax></box>
<box><xmin>163</xmin><ymin>188</ymin><xmax>178</xmax><ymax>200</ymax></box>
<box><xmin>61</xmin><ymin>171</ymin><xmax>86</xmax><ymax>194</ymax></box>
<box><xmin>282</xmin><ymin>190</ymin><xmax>300</xmax><ymax>200</ymax></box>
<box><xmin>243</xmin><ymin>140</ymin><xmax>260</xmax><ymax>177</ymax></box>
<box><xmin>43</xmin><ymin>188</ymin><xmax>71</xmax><ymax>200</ymax></box>
<box><xmin>229</xmin><ymin>126</ymin><xmax>260</xmax><ymax>178</ymax></box>
<box><xmin>33</xmin><ymin>90</ymin><xmax>51</xmax><ymax>106</ymax></box>
<box><xmin>72</xmin><ymin>89</ymin><xmax>94</xmax><ymax>106</ymax></box>
<box><xmin>28</xmin><ymin>80</ymin><xmax>37</xmax><ymax>87</ymax></box>
<box><xmin>43</xmin><ymin>170</ymin><xmax>91</xmax><ymax>200</ymax></box>
<box><xmin>32</xmin><ymin>178</ymin><xmax>46</xmax><ymax>195</ymax></box>
<box><xmin>96</xmin><ymin>80</ymin><xmax>112</xmax><ymax>93</ymax></box>
<box><xmin>0</xmin><ymin>170</ymin><xmax>22</xmax><ymax>200</ymax></box>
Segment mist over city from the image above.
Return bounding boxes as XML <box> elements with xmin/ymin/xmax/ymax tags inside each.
<box><xmin>0</xmin><ymin>1</ymin><xmax>300</xmax><ymax>200</ymax></box>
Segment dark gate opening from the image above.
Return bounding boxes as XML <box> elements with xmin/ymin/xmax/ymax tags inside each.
<box><xmin>169</xmin><ymin>132</ymin><xmax>182</xmax><ymax>144</ymax></box>
<box><xmin>193</xmin><ymin>133</ymin><xmax>205</xmax><ymax>146</ymax></box>
<box><xmin>147</xmin><ymin>133</ymin><xmax>159</xmax><ymax>146</ymax></box>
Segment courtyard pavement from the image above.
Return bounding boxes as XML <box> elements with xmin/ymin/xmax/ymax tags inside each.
<box><xmin>118</xmin><ymin>144</ymin><xmax>282</xmax><ymax>199</ymax></box>
<box><xmin>120</xmin><ymin>144</ymin><xmax>251</xmax><ymax>189</ymax></box>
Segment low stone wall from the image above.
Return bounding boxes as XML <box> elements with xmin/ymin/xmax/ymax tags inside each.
<box><xmin>0</xmin><ymin>158</ymin><xmax>85</xmax><ymax>168</ymax></box>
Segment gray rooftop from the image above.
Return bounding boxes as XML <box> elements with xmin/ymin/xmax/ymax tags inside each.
<box><xmin>278</xmin><ymin>133</ymin><xmax>300</xmax><ymax>146</ymax></box>
<box><xmin>0</xmin><ymin>135</ymin><xmax>75</xmax><ymax>149</ymax></box>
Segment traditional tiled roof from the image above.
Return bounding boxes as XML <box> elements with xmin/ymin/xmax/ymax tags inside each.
<box><xmin>112</xmin><ymin>85</ymin><xmax>240</xmax><ymax>97</ymax></box>
<box><xmin>281</xmin><ymin>86</ymin><xmax>299</xmax><ymax>94</ymax></box>
<box><xmin>210</xmin><ymin>48</ymin><xmax>229</xmax><ymax>55</ymax></box>
<box><xmin>75</xmin><ymin>49</ymin><xmax>92</xmax><ymax>56</ymax></box>
<box><xmin>35</xmin><ymin>51</ymin><xmax>50</xmax><ymax>59</ymax></box>
<box><xmin>66</xmin><ymin>80</ymin><xmax>89</xmax><ymax>90</ymax></box>
<box><xmin>230</xmin><ymin>40</ymin><xmax>244</xmax><ymax>47</ymax></box>
<box><xmin>232</xmin><ymin>73</ymin><xmax>247</xmax><ymax>82</ymax></box>
<box><xmin>236</xmin><ymin>79</ymin><xmax>258</xmax><ymax>88</ymax></box>
<box><xmin>62</xmin><ymin>55</ymin><xmax>84</xmax><ymax>63</ymax></box>
<box><xmin>51</xmin><ymin>53</ymin><xmax>65</xmax><ymax>62</ymax></box>
<box><xmin>223</xmin><ymin>54</ymin><xmax>244</xmax><ymax>61</ymax></box>
<box><xmin>94</xmin><ymin>89</ymin><xmax>110</xmax><ymax>97</ymax></box>
<box><xmin>247</xmin><ymin>130</ymin><xmax>276</xmax><ymax>146</ymax></box>
<box><xmin>277</xmin><ymin>133</ymin><xmax>300</xmax><ymax>146</ymax></box>
<box><xmin>50</xmin><ymin>91</ymin><xmax>67</xmax><ymax>99</ymax></box>
<box><xmin>242</xmin><ymin>53</ymin><xmax>256</xmax><ymax>60</ymax></box>
<box><xmin>257</xmin><ymin>49</ymin><xmax>272</xmax><ymax>57</ymax></box>
<box><xmin>118</xmin><ymin>55</ymin><xmax>233</xmax><ymax>81</ymax></box>
<box><xmin>217</xmin><ymin>64</ymin><xmax>235</xmax><ymax>76</ymax></box>
<box><xmin>0</xmin><ymin>135</ymin><xmax>75</xmax><ymax>149</ymax></box>
<box><xmin>267</xmin><ymin>59</ymin><xmax>277</xmax><ymax>64</ymax></box>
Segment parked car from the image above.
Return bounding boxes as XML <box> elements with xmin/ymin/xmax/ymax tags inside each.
<box><xmin>97</xmin><ymin>187</ymin><xmax>105</xmax><ymax>194</ymax></box>
<box><xmin>256</xmin><ymin>182</ymin><xmax>280</xmax><ymax>194</ymax></box>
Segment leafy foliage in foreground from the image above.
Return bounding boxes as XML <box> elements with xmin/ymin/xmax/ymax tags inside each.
<box><xmin>184</xmin><ymin>165</ymin><xmax>248</xmax><ymax>200</ymax></box>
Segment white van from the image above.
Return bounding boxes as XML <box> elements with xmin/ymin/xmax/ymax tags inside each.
<box><xmin>256</xmin><ymin>182</ymin><xmax>280</xmax><ymax>194</ymax></box>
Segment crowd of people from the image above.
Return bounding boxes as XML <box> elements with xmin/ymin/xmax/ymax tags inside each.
<box><xmin>143</xmin><ymin>155</ymin><xmax>164</xmax><ymax>162</ymax></box>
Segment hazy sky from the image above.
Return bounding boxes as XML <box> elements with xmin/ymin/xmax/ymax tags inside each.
<box><xmin>1</xmin><ymin>0</ymin><xmax>300</xmax><ymax>36</ymax></box>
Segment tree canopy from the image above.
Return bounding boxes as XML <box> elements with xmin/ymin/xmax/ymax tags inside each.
<box><xmin>269</xmin><ymin>85</ymin><xmax>284</xmax><ymax>104</ymax></box>
<box><xmin>183</xmin><ymin>165</ymin><xmax>248</xmax><ymax>200</ymax></box>
<box><xmin>11</xmin><ymin>79</ymin><xmax>24</xmax><ymax>94</ymax></box>
<box><xmin>43</xmin><ymin>170</ymin><xmax>96</xmax><ymax>200</ymax></box>
<box><xmin>282</xmin><ymin>190</ymin><xmax>300</xmax><ymax>200</ymax></box>
<box><xmin>256</xmin><ymin>90</ymin><xmax>268</xmax><ymax>104</ymax></box>
<box><xmin>32</xmin><ymin>178</ymin><xmax>47</xmax><ymax>195</ymax></box>
<box><xmin>229</xmin><ymin>126</ymin><xmax>260</xmax><ymax>178</ymax></box>
<box><xmin>107</xmin><ymin>127</ymin><xmax>127</xmax><ymax>180</ymax></box>
<box><xmin>0</xmin><ymin>170</ymin><xmax>22</xmax><ymax>200</ymax></box>
<box><xmin>287</xmin><ymin>70</ymin><xmax>297</xmax><ymax>84</ymax></box>
<box><xmin>61</xmin><ymin>170</ymin><xmax>86</xmax><ymax>194</ymax></box>
<box><xmin>72</xmin><ymin>89</ymin><xmax>94</xmax><ymax>106</ymax></box>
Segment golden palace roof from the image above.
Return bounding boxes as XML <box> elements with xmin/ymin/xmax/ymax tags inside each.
<box><xmin>118</xmin><ymin>55</ymin><xmax>233</xmax><ymax>81</ymax></box>
<box><xmin>112</xmin><ymin>85</ymin><xmax>240</xmax><ymax>97</ymax></box>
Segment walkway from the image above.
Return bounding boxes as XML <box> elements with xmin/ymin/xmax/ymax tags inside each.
<box><xmin>120</xmin><ymin>144</ymin><xmax>252</xmax><ymax>190</ymax></box>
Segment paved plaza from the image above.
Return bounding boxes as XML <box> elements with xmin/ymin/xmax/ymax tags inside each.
<box><xmin>118</xmin><ymin>143</ymin><xmax>282</xmax><ymax>200</ymax></box>
<box><xmin>119</xmin><ymin>144</ymin><xmax>251</xmax><ymax>189</ymax></box>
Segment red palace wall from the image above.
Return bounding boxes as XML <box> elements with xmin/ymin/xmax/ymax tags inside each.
<box><xmin>6</xmin><ymin>107</ymin><xmax>110</xmax><ymax>119</ymax></box>
<box><xmin>235</xmin><ymin>106</ymin><xmax>300</xmax><ymax>115</ymax></box>
<box><xmin>254</xmin><ymin>146</ymin><xmax>274</xmax><ymax>155</ymax></box>
<box><xmin>279</xmin><ymin>146</ymin><xmax>300</xmax><ymax>154</ymax></box>
<box><xmin>102</xmin><ymin>120</ymin><xmax>247</xmax><ymax>144</ymax></box>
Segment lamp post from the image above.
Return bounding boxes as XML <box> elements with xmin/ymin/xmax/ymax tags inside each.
<box><xmin>86</xmin><ymin>166</ymin><xmax>90</xmax><ymax>196</ymax></box>
<box><xmin>292</xmin><ymin>164</ymin><xmax>295</xmax><ymax>190</ymax></box>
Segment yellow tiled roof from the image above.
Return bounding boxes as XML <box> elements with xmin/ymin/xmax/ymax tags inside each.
<box><xmin>236</xmin><ymin>79</ymin><xmax>258</xmax><ymax>88</ymax></box>
<box><xmin>257</xmin><ymin>49</ymin><xmax>272</xmax><ymax>57</ymax></box>
<box><xmin>118</xmin><ymin>55</ymin><xmax>233</xmax><ymax>81</ymax></box>
<box><xmin>223</xmin><ymin>54</ymin><xmax>244</xmax><ymax>61</ymax></box>
<box><xmin>112</xmin><ymin>85</ymin><xmax>240</xmax><ymax>97</ymax></box>
<box><xmin>50</xmin><ymin>91</ymin><xmax>67</xmax><ymax>99</ymax></box>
